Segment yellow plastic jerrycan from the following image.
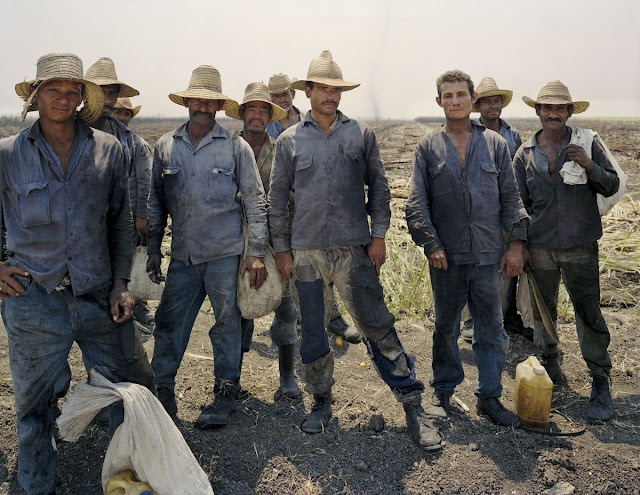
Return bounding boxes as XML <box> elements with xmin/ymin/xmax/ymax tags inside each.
<box><xmin>514</xmin><ymin>356</ymin><xmax>553</xmax><ymax>428</ymax></box>
<box><xmin>104</xmin><ymin>470</ymin><xmax>157</xmax><ymax>495</ymax></box>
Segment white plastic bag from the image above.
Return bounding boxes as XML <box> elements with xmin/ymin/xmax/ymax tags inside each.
<box><xmin>128</xmin><ymin>246</ymin><xmax>164</xmax><ymax>301</ymax></box>
<box><xmin>57</xmin><ymin>369</ymin><xmax>214</xmax><ymax>495</ymax></box>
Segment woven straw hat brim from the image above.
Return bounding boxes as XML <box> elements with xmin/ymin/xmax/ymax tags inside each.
<box><xmin>269</xmin><ymin>83</ymin><xmax>291</xmax><ymax>94</ymax></box>
<box><xmin>86</xmin><ymin>77</ymin><xmax>139</xmax><ymax>98</ymax></box>
<box><xmin>169</xmin><ymin>90</ymin><xmax>238</xmax><ymax>112</ymax></box>
<box><xmin>115</xmin><ymin>103</ymin><xmax>141</xmax><ymax>117</ymax></box>
<box><xmin>290</xmin><ymin>77</ymin><xmax>360</xmax><ymax>92</ymax></box>
<box><xmin>225</xmin><ymin>98</ymin><xmax>288</xmax><ymax>123</ymax></box>
<box><xmin>472</xmin><ymin>90</ymin><xmax>513</xmax><ymax>112</ymax></box>
<box><xmin>522</xmin><ymin>96</ymin><xmax>589</xmax><ymax>114</ymax></box>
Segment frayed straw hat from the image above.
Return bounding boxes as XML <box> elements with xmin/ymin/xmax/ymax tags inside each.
<box><xmin>85</xmin><ymin>57</ymin><xmax>139</xmax><ymax>97</ymax></box>
<box><xmin>472</xmin><ymin>77</ymin><xmax>513</xmax><ymax>112</ymax></box>
<box><xmin>523</xmin><ymin>80</ymin><xmax>589</xmax><ymax>114</ymax></box>
<box><xmin>114</xmin><ymin>97</ymin><xmax>141</xmax><ymax>117</ymax></box>
<box><xmin>268</xmin><ymin>73</ymin><xmax>292</xmax><ymax>94</ymax></box>
<box><xmin>226</xmin><ymin>82</ymin><xmax>287</xmax><ymax>122</ymax></box>
<box><xmin>169</xmin><ymin>65</ymin><xmax>238</xmax><ymax>111</ymax></box>
<box><xmin>290</xmin><ymin>50</ymin><xmax>359</xmax><ymax>91</ymax></box>
<box><xmin>15</xmin><ymin>52</ymin><xmax>104</xmax><ymax>122</ymax></box>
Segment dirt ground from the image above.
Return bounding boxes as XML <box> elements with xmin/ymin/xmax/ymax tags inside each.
<box><xmin>1</xmin><ymin>117</ymin><xmax>639</xmax><ymax>495</ymax></box>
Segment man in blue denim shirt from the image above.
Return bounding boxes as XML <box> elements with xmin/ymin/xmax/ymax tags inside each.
<box><xmin>269</xmin><ymin>50</ymin><xmax>442</xmax><ymax>451</ymax></box>
<box><xmin>146</xmin><ymin>65</ymin><xmax>268</xmax><ymax>428</ymax></box>
<box><xmin>0</xmin><ymin>52</ymin><xmax>155</xmax><ymax>495</ymax></box>
<box><xmin>515</xmin><ymin>80</ymin><xmax>619</xmax><ymax>421</ymax></box>
<box><xmin>406</xmin><ymin>70</ymin><xmax>528</xmax><ymax>427</ymax></box>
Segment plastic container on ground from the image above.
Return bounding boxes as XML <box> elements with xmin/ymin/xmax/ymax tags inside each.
<box><xmin>514</xmin><ymin>355</ymin><xmax>553</xmax><ymax>428</ymax></box>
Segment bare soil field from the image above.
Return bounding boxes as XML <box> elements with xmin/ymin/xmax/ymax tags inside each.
<box><xmin>1</xmin><ymin>117</ymin><xmax>639</xmax><ymax>494</ymax></box>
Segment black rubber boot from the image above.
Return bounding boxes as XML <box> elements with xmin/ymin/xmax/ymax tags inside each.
<box><xmin>277</xmin><ymin>344</ymin><xmax>301</xmax><ymax>399</ymax></box>
<box><xmin>157</xmin><ymin>386</ymin><xmax>177</xmax><ymax>417</ymax></box>
<box><xmin>586</xmin><ymin>375</ymin><xmax>613</xmax><ymax>422</ymax></box>
<box><xmin>196</xmin><ymin>382</ymin><xmax>238</xmax><ymax>429</ymax></box>
<box><xmin>301</xmin><ymin>393</ymin><xmax>332</xmax><ymax>433</ymax></box>
<box><xmin>404</xmin><ymin>403</ymin><xmax>444</xmax><ymax>451</ymax></box>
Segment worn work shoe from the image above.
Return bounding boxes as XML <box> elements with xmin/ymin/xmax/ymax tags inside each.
<box><xmin>542</xmin><ymin>354</ymin><xmax>563</xmax><ymax>384</ymax></box>
<box><xmin>460</xmin><ymin>319</ymin><xmax>473</xmax><ymax>343</ymax></box>
<box><xmin>476</xmin><ymin>397</ymin><xmax>520</xmax><ymax>427</ymax></box>
<box><xmin>586</xmin><ymin>376</ymin><xmax>614</xmax><ymax>422</ymax></box>
<box><xmin>404</xmin><ymin>403</ymin><xmax>444</xmax><ymax>451</ymax></box>
<box><xmin>196</xmin><ymin>389</ymin><xmax>236</xmax><ymax>429</ymax></box>
<box><xmin>157</xmin><ymin>386</ymin><xmax>177</xmax><ymax>417</ymax></box>
<box><xmin>301</xmin><ymin>394</ymin><xmax>332</xmax><ymax>433</ymax></box>
<box><xmin>327</xmin><ymin>316</ymin><xmax>361</xmax><ymax>344</ymax></box>
<box><xmin>423</xmin><ymin>392</ymin><xmax>450</xmax><ymax>418</ymax></box>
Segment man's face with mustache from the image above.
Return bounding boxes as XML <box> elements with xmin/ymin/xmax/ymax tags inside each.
<box><xmin>186</xmin><ymin>98</ymin><xmax>223</xmax><ymax>127</ymax></box>
<box><xmin>99</xmin><ymin>84</ymin><xmax>120</xmax><ymax>118</ymax></box>
<box><xmin>241</xmin><ymin>101</ymin><xmax>271</xmax><ymax>135</ymax></box>
<box><xmin>305</xmin><ymin>83</ymin><xmax>342</xmax><ymax>118</ymax></box>
<box><xmin>536</xmin><ymin>103</ymin><xmax>573</xmax><ymax>131</ymax></box>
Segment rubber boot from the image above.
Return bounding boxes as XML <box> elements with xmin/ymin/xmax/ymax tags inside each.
<box><xmin>277</xmin><ymin>344</ymin><xmax>301</xmax><ymax>399</ymax></box>
<box><xmin>196</xmin><ymin>381</ymin><xmax>238</xmax><ymax>429</ymax></box>
<box><xmin>586</xmin><ymin>375</ymin><xmax>614</xmax><ymax>422</ymax></box>
<box><xmin>301</xmin><ymin>393</ymin><xmax>332</xmax><ymax>433</ymax></box>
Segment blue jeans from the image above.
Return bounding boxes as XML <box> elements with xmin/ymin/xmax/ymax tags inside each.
<box><xmin>429</xmin><ymin>263</ymin><xmax>509</xmax><ymax>398</ymax></box>
<box><xmin>152</xmin><ymin>256</ymin><xmax>242</xmax><ymax>392</ymax></box>
<box><xmin>2</xmin><ymin>275</ymin><xmax>154</xmax><ymax>495</ymax></box>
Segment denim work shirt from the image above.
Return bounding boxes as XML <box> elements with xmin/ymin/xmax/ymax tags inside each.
<box><xmin>269</xmin><ymin>110</ymin><xmax>391</xmax><ymax>252</ymax></box>
<box><xmin>129</xmin><ymin>131</ymin><xmax>152</xmax><ymax>218</ymax></box>
<box><xmin>147</xmin><ymin>121</ymin><xmax>267</xmax><ymax>263</ymax></box>
<box><xmin>0</xmin><ymin>119</ymin><xmax>134</xmax><ymax>295</ymax></box>
<box><xmin>406</xmin><ymin>121</ymin><xmax>528</xmax><ymax>265</ymax></box>
<box><xmin>472</xmin><ymin>118</ymin><xmax>521</xmax><ymax>159</ymax></box>
<box><xmin>514</xmin><ymin>127</ymin><xmax>619</xmax><ymax>250</ymax></box>
<box><xmin>266</xmin><ymin>105</ymin><xmax>303</xmax><ymax>139</ymax></box>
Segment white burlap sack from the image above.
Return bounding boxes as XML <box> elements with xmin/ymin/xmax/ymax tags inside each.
<box><xmin>595</xmin><ymin>134</ymin><xmax>627</xmax><ymax>216</ymax></box>
<box><xmin>57</xmin><ymin>370</ymin><xmax>214</xmax><ymax>495</ymax></box>
<box><xmin>128</xmin><ymin>246</ymin><xmax>164</xmax><ymax>301</ymax></box>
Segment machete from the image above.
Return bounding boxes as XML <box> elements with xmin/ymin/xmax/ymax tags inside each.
<box><xmin>524</xmin><ymin>265</ymin><xmax>560</xmax><ymax>344</ymax></box>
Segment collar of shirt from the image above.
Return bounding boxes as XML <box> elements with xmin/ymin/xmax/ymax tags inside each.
<box><xmin>524</xmin><ymin>126</ymin><xmax>573</xmax><ymax>150</ymax></box>
<box><xmin>173</xmin><ymin>120</ymin><xmax>229</xmax><ymax>151</ymax></box>
<box><xmin>300</xmin><ymin>109</ymin><xmax>350</xmax><ymax>131</ymax></box>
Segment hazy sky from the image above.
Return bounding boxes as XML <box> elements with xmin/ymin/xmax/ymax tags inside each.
<box><xmin>1</xmin><ymin>0</ymin><xmax>639</xmax><ymax>120</ymax></box>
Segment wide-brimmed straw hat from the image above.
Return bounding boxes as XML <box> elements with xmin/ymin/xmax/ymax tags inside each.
<box><xmin>472</xmin><ymin>77</ymin><xmax>513</xmax><ymax>112</ymax></box>
<box><xmin>114</xmin><ymin>97</ymin><xmax>141</xmax><ymax>117</ymax></box>
<box><xmin>523</xmin><ymin>80</ymin><xmax>589</xmax><ymax>114</ymax></box>
<box><xmin>290</xmin><ymin>50</ymin><xmax>359</xmax><ymax>91</ymax></box>
<box><xmin>85</xmin><ymin>57</ymin><xmax>139</xmax><ymax>97</ymax></box>
<box><xmin>268</xmin><ymin>73</ymin><xmax>293</xmax><ymax>94</ymax></box>
<box><xmin>15</xmin><ymin>52</ymin><xmax>104</xmax><ymax>122</ymax></box>
<box><xmin>169</xmin><ymin>65</ymin><xmax>238</xmax><ymax>111</ymax></box>
<box><xmin>225</xmin><ymin>82</ymin><xmax>287</xmax><ymax>122</ymax></box>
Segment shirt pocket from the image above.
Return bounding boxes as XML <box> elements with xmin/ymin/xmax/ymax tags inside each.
<box><xmin>428</xmin><ymin>161</ymin><xmax>452</xmax><ymax>197</ymax></box>
<box><xmin>294</xmin><ymin>155</ymin><xmax>312</xmax><ymax>173</ymax></box>
<box><xmin>480</xmin><ymin>161</ymin><xmax>499</xmax><ymax>193</ymax></box>
<box><xmin>15</xmin><ymin>181</ymin><xmax>51</xmax><ymax>227</ymax></box>
<box><xmin>208</xmin><ymin>167</ymin><xmax>235</xmax><ymax>204</ymax></box>
<box><xmin>162</xmin><ymin>165</ymin><xmax>181</xmax><ymax>200</ymax></box>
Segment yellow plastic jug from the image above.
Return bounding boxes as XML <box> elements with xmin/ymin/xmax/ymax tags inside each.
<box><xmin>514</xmin><ymin>356</ymin><xmax>553</xmax><ymax>428</ymax></box>
<box><xmin>104</xmin><ymin>470</ymin><xmax>157</xmax><ymax>495</ymax></box>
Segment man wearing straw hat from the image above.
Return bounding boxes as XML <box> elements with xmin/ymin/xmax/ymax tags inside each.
<box><xmin>268</xmin><ymin>72</ymin><xmax>361</xmax><ymax>344</ymax></box>
<box><xmin>226</xmin><ymin>81</ymin><xmax>301</xmax><ymax>399</ymax></box>
<box><xmin>406</xmin><ymin>70</ymin><xmax>528</xmax><ymax>427</ymax></box>
<box><xmin>147</xmin><ymin>66</ymin><xmax>268</xmax><ymax>428</ymax></box>
<box><xmin>269</xmin><ymin>50</ymin><xmax>443</xmax><ymax>450</ymax></box>
<box><xmin>113</xmin><ymin>96</ymin><xmax>141</xmax><ymax>127</ymax></box>
<box><xmin>514</xmin><ymin>80</ymin><xmax>619</xmax><ymax>421</ymax></box>
<box><xmin>0</xmin><ymin>52</ymin><xmax>155</xmax><ymax>495</ymax></box>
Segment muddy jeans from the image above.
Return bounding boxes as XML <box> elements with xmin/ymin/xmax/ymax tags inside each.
<box><xmin>2</xmin><ymin>275</ymin><xmax>155</xmax><ymax>495</ymax></box>
<box><xmin>292</xmin><ymin>246</ymin><xmax>424</xmax><ymax>401</ymax></box>
<box><xmin>528</xmin><ymin>244</ymin><xmax>611</xmax><ymax>378</ymax></box>
<box><xmin>429</xmin><ymin>263</ymin><xmax>509</xmax><ymax>398</ymax></box>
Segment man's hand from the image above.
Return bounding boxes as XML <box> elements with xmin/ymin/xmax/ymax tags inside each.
<box><xmin>499</xmin><ymin>240</ymin><xmax>524</xmax><ymax>279</ymax></box>
<box><xmin>109</xmin><ymin>278</ymin><xmax>135</xmax><ymax>323</ymax></box>
<box><xmin>276</xmin><ymin>251</ymin><xmax>293</xmax><ymax>280</ymax></box>
<box><xmin>135</xmin><ymin>216</ymin><xmax>147</xmax><ymax>239</ymax></box>
<box><xmin>146</xmin><ymin>254</ymin><xmax>165</xmax><ymax>283</ymax></box>
<box><xmin>239</xmin><ymin>256</ymin><xmax>267</xmax><ymax>290</ymax></box>
<box><xmin>564</xmin><ymin>144</ymin><xmax>593</xmax><ymax>173</ymax></box>
<box><xmin>366</xmin><ymin>237</ymin><xmax>387</xmax><ymax>277</ymax></box>
<box><xmin>428</xmin><ymin>249</ymin><xmax>448</xmax><ymax>271</ymax></box>
<box><xmin>0</xmin><ymin>263</ymin><xmax>30</xmax><ymax>299</ymax></box>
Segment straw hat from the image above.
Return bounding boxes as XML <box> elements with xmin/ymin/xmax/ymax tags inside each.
<box><xmin>472</xmin><ymin>77</ymin><xmax>513</xmax><ymax>112</ymax></box>
<box><xmin>523</xmin><ymin>80</ymin><xmax>589</xmax><ymax>114</ymax></box>
<box><xmin>15</xmin><ymin>52</ymin><xmax>104</xmax><ymax>122</ymax></box>
<box><xmin>85</xmin><ymin>57</ymin><xmax>139</xmax><ymax>97</ymax></box>
<box><xmin>225</xmin><ymin>82</ymin><xmax>287</xmax><ymax>122</ymax></box>
<box><xmin>114</xmin><ymin>97</ymin><xmax>141</xmax><ymax>117</ymax></box>
<box><xmin>290</xmin><ymin>50</ymin><xmax>359</xmax><ymax>91</ymax></box>
<box><xmin>268</xmin><ymin>73</ymin><xmax>292</xmax><ymax>94</ymax></box>
<box><xmin>169</xmin><ymin>65</ymin><xmax>238</xmax><ymax>111</ymax></box>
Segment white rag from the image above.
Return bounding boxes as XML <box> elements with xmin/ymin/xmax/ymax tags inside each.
<box><xmin>559</xmin><ymin>127</ymin><xmax>593</xmax><ymax>185</ymax></box>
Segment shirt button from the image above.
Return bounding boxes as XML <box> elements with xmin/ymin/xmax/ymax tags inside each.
<box><xmin>191</xmin><ymin>173</ymin><xmax>195</xmax><ymax>177</ymax></box>
<box><xmin>68</xmin><ymin>256</ymin><xmax>72</xmax><ymax>261</ymax></box>
<box><xmin>187</xmin><ymin>214</ymin><xmax>191</xmax><ymax>218</ymax></box>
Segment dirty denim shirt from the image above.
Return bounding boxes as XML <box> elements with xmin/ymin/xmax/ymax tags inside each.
<box><xmin>266</xmin><ymin>105</ymin><xmax>302</xmax><ymax>139</ymax></box>
<box><xmin>406</xmin><ymin>121</ymin><xmax>528</xmax><ymax>265</ymax></box>
<box><xmin>472</xmin><ymin>118</ymin><xmax>522</xmax><ymax>159</ymax></box>
<box><xmin>0</xmin><ymin>120</ymin><xmax>134</xmax><ymax>295</ymax></box>
<box><xmin>514</xmin><ymin>127</ymin><xmax>619</xmax><ymax>250</ymax></box>
<box><xmin>128</xmin><ymin>131</ymin><xmax>152</xmax><ymax>218</ymax></box>
<box><xmin>147</xmin><ymin>122</ymin><xmax>267</xmax><ymax>263</ymax></box>
<box><xmin>269</xmin><ymin>110</ymin><xmax>391</xmax><ymax>252</ymax></box>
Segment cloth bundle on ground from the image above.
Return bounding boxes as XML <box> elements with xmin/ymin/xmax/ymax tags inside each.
<box><xmin>57</xmin><ymin>369</ymin><xmax>214</xmax><ymax>495</ymax></box>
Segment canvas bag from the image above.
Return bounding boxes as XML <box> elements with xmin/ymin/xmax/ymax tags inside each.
<box><xmin>57</xmin><ymin>369</ymin><xmax>214</xmax><ymax>495</ymax></box>
<box><xmin>128</xmin><ymin>245</ymin><xmax>164</xmax><ymax>301</ymax></box>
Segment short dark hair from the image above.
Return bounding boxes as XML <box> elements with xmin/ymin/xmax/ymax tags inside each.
<box><xmin>306</xmin><ymin>81</ymin><xmax>314</xmax><ymax>90</ymax></box>
<box><xmin>436</xmin><ymin>70</ymin><xmax>474</xmax><ymax>98</ymax></box>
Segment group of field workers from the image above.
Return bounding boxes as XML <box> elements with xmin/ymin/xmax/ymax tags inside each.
<box><xmin>0</xmin><ymin>50</ymin><xmax>619</xmax><ymax>495</ymax></box>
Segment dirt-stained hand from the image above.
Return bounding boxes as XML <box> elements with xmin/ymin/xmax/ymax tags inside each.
<box><xmin>109</xmin><ymin>278</ymin><xmax>135</xmax><ymax>323</ymax></box>
<box><xmin>239</xmin><ymin>256</ymin><xmax>267</xmax><ymax>290</ymax></box>
<box><xmin>428</xmin><ymin>249</ymin><xmax>448</xmax><ymax>271</ymax></box>
<box><xmin>276</xmin><ymin>251</ymin><xmax>294</xmax><ymax>280</ymax></box>
<box><xmin>0</xmin><ymin>263</ymin><xmax>30</xmax><ymax>299</ymax></box>
<box><xmin>366</xmin><ymin>237</ymin><xmax>387</xmax><ymax>277</ymax></box>
<box><xmin>499</xmin><ymin>240</ymin><xmax>524</xmax><ymax>279</ymax></box>
<box><xmin>522</xmin><ymin>246</ymin><xmax>534</xmax><ymax>270</ymax></box>
<box><xmin>564</xmin><ymin>144</ymin><xmax>593</xmax><ymax>172</ymax></box>
<box><xmin>146</xmin><ymin>254</ymin><xmax>165</xmax><ymax>283</ymax></box>
<box><xmin>135</xmin><ymin>217</ymin><xmax>147</xmax><ymax>239</ymax></box>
